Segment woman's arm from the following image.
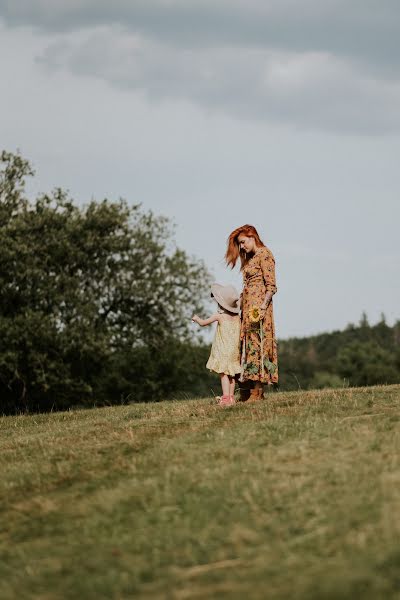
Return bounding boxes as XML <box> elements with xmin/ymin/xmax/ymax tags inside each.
<box><xmin>192</xmin><ymin>313</ymin><xmax>221</xmax><ymax>327</ymax></box>
<box><xmin>259</xmin><ymin>247</ymin><xmax>277</xmax><ymax>309</ymax></box>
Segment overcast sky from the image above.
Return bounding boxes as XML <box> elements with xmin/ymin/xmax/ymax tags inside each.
<box><xmin>1</xmin><ymin>1</ymin><xmax>399</xmax><ymax>338</ymax></box>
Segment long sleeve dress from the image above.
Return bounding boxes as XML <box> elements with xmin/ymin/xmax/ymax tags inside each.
<box><xmin>240</xmin><ymin>246</ymin><xmax>278</xmax><ymax>384</ymax></box>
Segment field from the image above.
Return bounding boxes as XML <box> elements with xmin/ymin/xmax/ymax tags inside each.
<box><xmin>1</xmin><ymin>385</ymin><xmax>400</xmax><ymax>599</ymax></box>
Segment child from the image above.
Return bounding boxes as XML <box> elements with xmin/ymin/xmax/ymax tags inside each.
<box><xmin>192</xmin><ymin>283</ymin><xmax>241</xmax><ymax>407</ymax></box>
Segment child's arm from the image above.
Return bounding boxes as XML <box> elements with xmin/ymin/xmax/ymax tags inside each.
<box><xmin>192</xmin><ymin>313</ymin><xmax>221</xmax><ymax>327</ymax></box>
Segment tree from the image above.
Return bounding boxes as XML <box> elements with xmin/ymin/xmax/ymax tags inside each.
<box><xmin>336</xmin><ymin>341</ymin><xmax>399</xmax><ymax>387</ymax></box>
<box><xmin>359</xmin><ymin>311</ymin><xmax>369</xmax><ymax>328</ymax></box>
<box><xmin>0</xmin><ymin>151</ymin><xmax>211</xmax><ymax>412</ymax></box>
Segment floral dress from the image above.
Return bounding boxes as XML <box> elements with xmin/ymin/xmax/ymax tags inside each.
<box><xmin>240</xmin><ymin>246</ymin><xmax>278</xmax><ymax>384</ymax></box>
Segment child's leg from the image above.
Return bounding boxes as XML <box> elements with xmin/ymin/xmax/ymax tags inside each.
<box><xmin>218</xmin><ymin>374</ymin><xmax>236</xmax><ymax>407</ymax></box>
<box><xmin>229</xmin><ymin>376</ymin><xmax>235</xmax><ymax>398</ymax></box>
<box><xmin>220</xmin><ymin>374</ymin><xmax>230</xmax><ymax>397</ymax></box>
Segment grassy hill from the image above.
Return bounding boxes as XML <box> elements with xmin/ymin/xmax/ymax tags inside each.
<box><xmin>1</xmin><ymin>385</ymin><xmax>400</xmax><ymax>599</ymax></box>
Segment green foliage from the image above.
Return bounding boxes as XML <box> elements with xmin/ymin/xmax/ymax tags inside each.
<box><xmin>279</xmin><ymin>316</ymin><xmax>400</xmax><ymax>391</ymax></box>
<box><xmin>0</xmin><ymin>151</ymin><xmax>211</xmax><ymax>412</ymax></box>
<box><xmin>337</xmin><ymin>341</ymin><xmax>399</xmax><ymax>387</ymax></box>
<box><xmin>99</xmin><ymin>341</ymin><xmax>218</xmax><ymax>403</ymax></box>
<box><xmin>309</xmin><ymin>371</ymin><xmax>345</xmax><ymax>390</ymax></box>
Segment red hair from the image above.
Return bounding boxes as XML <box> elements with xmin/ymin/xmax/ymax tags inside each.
<box><xmin>225</xmin><ymin>224</ymin><xmax>265</xmax><ymax>270</ymax></box>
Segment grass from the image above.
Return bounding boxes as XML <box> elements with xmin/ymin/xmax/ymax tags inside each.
<box><xmin>1</xmin><ymin>385</ymin><xmax>400</xmax><ymax>599</ymax></box>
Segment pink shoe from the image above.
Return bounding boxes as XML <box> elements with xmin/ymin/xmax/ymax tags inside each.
<box><xmin>218</xmin><ymin>395</ymin><xmax>235</xmax><ymax>407</ymax></box>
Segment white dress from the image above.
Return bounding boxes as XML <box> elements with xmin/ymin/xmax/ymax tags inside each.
<box><xmin>206</xmin><ymin>316</ymin><xmax>241</xmax><ymax>376</ymax></box>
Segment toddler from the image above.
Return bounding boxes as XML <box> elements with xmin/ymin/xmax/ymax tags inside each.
<box><xmin>192</xmin><ymin>283</ymin><xmax>241</xmax><ymax>407</ymax></box>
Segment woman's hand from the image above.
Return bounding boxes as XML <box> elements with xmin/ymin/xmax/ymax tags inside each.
<box><xmin>261</xmin><ymin>293</ymin><xmax>273</xmax><ymax>312</ymax></box>
<box><xmin>192</xmin><ymin>315</ymin><xmax>200</xmax><ymax>324</ymax></box>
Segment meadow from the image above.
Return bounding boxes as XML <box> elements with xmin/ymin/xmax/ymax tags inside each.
<box><xmin>1</xmin><ymin>385</ymin><xmax>400</xmax><ymax>599</ymax></box>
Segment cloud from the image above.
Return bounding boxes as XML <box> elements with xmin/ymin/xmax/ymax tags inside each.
<box><xmin>2</xmin><ymin>0</ymin><xmax>400</xmax><ymax>133</ymax></box>
<box><xmin>1</xmin><ymin>0</ymin><xmax>400</xmax><ymax>71</ymax></box>
<box><xmin>36</xmin><ymin>25</ymin><xmax>400</xmax><ymax>134</ymax></box>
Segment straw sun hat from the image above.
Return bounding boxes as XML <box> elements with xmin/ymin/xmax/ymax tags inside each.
<box><xmin>211</xmin><ymin>283</ymin><xmax>240</xmax><ymax>314</ymax></box>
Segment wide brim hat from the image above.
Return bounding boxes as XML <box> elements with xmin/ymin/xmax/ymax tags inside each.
<box><xmin>211</xmin><ymin>283</ymin><xmax>240</xmax><ymax>314</ymax></box>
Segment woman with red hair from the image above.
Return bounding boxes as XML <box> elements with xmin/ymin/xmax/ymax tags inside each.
<box><xmin>226</xmin><ymin>225</ymin><xmax>278</xmax><ymax>400</ymax></box>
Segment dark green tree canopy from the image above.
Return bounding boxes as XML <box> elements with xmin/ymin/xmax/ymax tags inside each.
<box><xmin>279</xmin><ymin>316</ymin><xmax>400</xmax><ymax>391</ymax></box>
<box><xmin>0</xmin><ymin>151</ymin><xmax>211</xmax><ymax>412</ymax></box>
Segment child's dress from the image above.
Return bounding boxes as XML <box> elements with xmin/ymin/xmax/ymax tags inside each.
<box><xmin>206</xmin><ymin>316</ymin><xmax>241</xmax><ymax>376</ymax></box>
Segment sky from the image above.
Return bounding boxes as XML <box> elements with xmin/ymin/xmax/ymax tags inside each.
<box><xmin>1</xmin><ymin>1</ymin><xmax>399</xmax><ymax>339</ymax></box>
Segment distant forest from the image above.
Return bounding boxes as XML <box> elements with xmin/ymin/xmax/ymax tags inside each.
<box><xmin>277</xmin><ymin>314</ymin><xmax>400</xmax><ymax>391</ymax></box>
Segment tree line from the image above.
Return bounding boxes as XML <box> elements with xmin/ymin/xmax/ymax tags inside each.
<box><xmin>1</xmin><ymin>151</ymin><xmax>399</xmax><ymax>413</ymax></box>
<box><xmin>278</xmin><ymin>313</ymin><xmax>400</xmax><ymax>391</ymax></box>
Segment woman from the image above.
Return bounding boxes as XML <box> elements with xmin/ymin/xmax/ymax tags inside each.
<box><xmin>226</xmin><ymin>225</ymin><xmax>278</xmax><ymax>401</ymax></box>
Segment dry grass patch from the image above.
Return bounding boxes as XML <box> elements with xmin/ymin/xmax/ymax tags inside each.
<box><xmin>1</xmin><ymin>385</ymin><xmax>400</xmax><ymax>599</ymax></box>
